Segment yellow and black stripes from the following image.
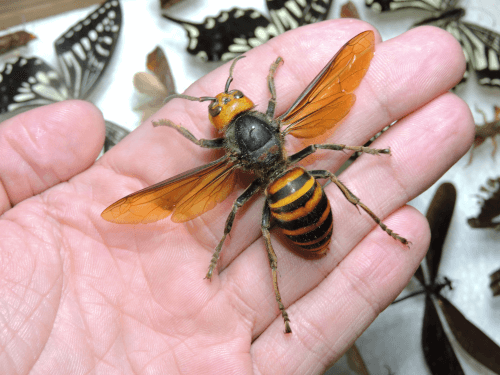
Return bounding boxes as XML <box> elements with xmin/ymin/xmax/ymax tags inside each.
<box><xmin>266</xmin><ymin>167</ymin><xmax>333</xmax><ymax>254</ymax></box>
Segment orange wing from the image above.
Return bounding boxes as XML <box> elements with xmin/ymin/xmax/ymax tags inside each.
<box><xmin>280</xmin><ymin>30</ymin><xmax>375</xmax><ymax>138</ymax></box>
<box><xmin>101</xmin><ymin>156</ymin><xmax>237</xmax><ymax>224</ymax></box>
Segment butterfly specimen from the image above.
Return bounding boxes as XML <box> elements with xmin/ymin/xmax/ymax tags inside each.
<box><xmin>468</xmin><ymin>176</ymin><xmax>500</xmax><ymax>230</ymax></box>
<box><xmin>0</xmin><ymin>0</ymin><xmax>127</xmax><ymax>152</ymax></box>
<box><xmin>365</xmin><ymin>0</ymin><xmax>500</xmax><ymax>89</ymax></box>
<box><xmin>467</xmin><ymin>106</ymin><xmax>500</xmax><ymax>165</ymax></box>
<box><xmin>163</xmin><ymin>0</ymin><xmax>333</xmax><ymax>62</ymax></box>
<box><xmin>133</xmin><ymin>46</ymin><xmax>176</xmax><ymax>121</ymax></box>
<box><xmin>101</xmin><ymin>30</ymin><xmax>409</xmax><ymax>333</ymax></box>
<box><xmin>393</xmin><ymin>182</ymin><xmax>500</xmax><ymax>374</ymax></box>
<box><xmin>0</xmin><ymin>30</ymin><xmax>37</xmax><ymax>56</ymax></box>
<box><xmin>163</xmin><ymin>8</ymin><xmax>278</xmax><ymax>62</ymax></box>
<box><xmin>0</xmin><ymin>0</ymin><xmax>121</xmax><ymax>114</ymax></box>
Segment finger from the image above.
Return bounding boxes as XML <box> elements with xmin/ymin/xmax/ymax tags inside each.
<box><xmin>223</xmin><ymin>90</ymin><xmax>473</xmax><ymax>340</ymax></box>
<box><xmin>0</xmin><ymin>101</ymin><xmax>105</xmax><ymax>214</ymax></box>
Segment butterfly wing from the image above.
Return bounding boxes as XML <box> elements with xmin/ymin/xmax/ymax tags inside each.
<box><xmin>54</xmin><ymin>0</ymin><xmax>122</xmax><ymax>99</ymax></box>
<box><xmin>280</xmin><ymin>30</ymin><xmax>375</xmax><ymax>138</ymax></box>
<box><xmin>133</xmin><ymin>47</ymin><xmax>177</xmax><ymax>121</ymax></box>
<box><xmin>457</xmin><ymin>22</ymin><xmax>500</xmax><ymax>89</ymax></box>
<box><xmin>163</xmin><ymin>8</ymin><xmax>278</xmax><ymax>62</ymax></box>
<box><xmin>303</xmin><ymin>0</ymin><xmax>334</xmax><ymax>24</ymax></box>
<box><xmin>266</xmin><ymin>0</ymin><xmax>333</xmax><ymax>34</ymax></box>
<box><xmin>365</xmin><ymin>0</ymin><xmax>456</xmax><ymax>12</ymax></box>
<box><xmin>0</xmin><ymin>57</ymin><xmax>68</xmax><ymax>114</ymax></box>
<box><xmin>101</xmin><ymin>156</ymin><xmax>237</xmax><ymax>224</ymax></box>
<box><xmin>164</xmin><ymin>2</ymin><xmax>333</xmax><ymax>63</ymax></box>
<box><xmin>146</xmin><ymin>46</ymin><xmax>176</xmax><ymax>93</ymax></box>
<box><xmin>340</xmin><ymin>1</ymin><xmax>361</xmax><ymax>19</ymax></box>
<box><xmin>0</xmin><ymin>30</ymin><xmax>37</xmax><ymax>55</ymax></box>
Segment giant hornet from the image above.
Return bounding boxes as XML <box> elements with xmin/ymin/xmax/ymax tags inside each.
<box><xmin>101</xmin><ymin>30</ymin><xmax>409</xmax><ymax>333</ymax></box>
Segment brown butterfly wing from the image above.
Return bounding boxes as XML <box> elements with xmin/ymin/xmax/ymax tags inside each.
<box><xmin>146</xmin><ymin>46</ymin><xmax>176</xmax><ymax>94</ymax></box>
<box><xmin>340</xmin><ymin>1</ymin><xmax>361</xmax><ymax>19</ymax></box>
<box><xmin>280</xmin><ymin>30</ymin><xmax>375</xmax><ymax>138</ymax></box>
<box><xmin>101</xmin><ymin>156</ymin><xmax>237</xmax><ymax>224</ymax></box>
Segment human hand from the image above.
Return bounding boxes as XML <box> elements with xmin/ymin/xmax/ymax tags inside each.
<box><xmin>0</xmin><ymin>21</ymin><xmax>473</xmax><ymax>374</ymax></box>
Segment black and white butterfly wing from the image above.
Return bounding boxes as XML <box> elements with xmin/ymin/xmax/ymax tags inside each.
<box><xmin>0</xmin><ymin>57</ymin><xmax>68</xmax><ymax>114</ymax></box>
<box><xmin>54</xmin><ymin>0</ymin><xmax>122</xmax><ymax>99</ymax></box>
<box><xmin>302</xmin><ymin>0</ymin><xmax>334</xmax><ymax>24</ymax></box>
<box><xmin>164</xmin><ymin>8</ymin><xmax>278</xmax><ymax>62</ymax></box>
<box><xmin>267</xmin><ymin>0</ymin><xmax>310</xmax><ymax>34</ymax></box>
<box><xmin>458</xmin><ymin>22</ymin><xmax>500</xmax><ymax>88</ymax></box>
<box><xmin>164</xmin><ymin>1</ymin><xmax>333</xmax><ymax>62</ymax></box>
<box><xmin>365</xmin><ymin>0</ymin><xmax>457</xmax><ymax>12</ymax></box>
<box><xmin>266</xmin><ymin>0</ymin><xmax>333</xmax><ymax>34</ymax></box>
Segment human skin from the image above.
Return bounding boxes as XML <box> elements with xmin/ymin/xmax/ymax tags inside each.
<box><xmin>0</xmin><ymin>20</ymin><xmax>473</xmax><ymax>375</ymax></box>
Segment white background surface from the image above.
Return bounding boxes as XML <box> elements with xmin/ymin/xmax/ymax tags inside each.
<box><xmin>1</xmin><ymin>0</ymin><xmax>500</xmax><ymax>374</ymax></box>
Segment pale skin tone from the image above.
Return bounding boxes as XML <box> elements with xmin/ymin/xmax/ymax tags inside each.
<box><xmin>0</xmin><ymin>21</ymin><xmax>474</xmax><ymax>374</ymax></box>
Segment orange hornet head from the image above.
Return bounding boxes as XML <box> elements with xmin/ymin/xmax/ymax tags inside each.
<box><xmin>208</xmin><ymin>90</ymin><xmax>254</xmax><ymax>131</ymax></box>
<box><xmin>162</xmin><ymin>55</ymin><xmax>254</xmax><ymax>131</ymax></box>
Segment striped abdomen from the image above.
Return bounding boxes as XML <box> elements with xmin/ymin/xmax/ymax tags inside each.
<box><xmin>266</xmin><ymin>167</ymin><xmax>333</xmax><ymax>256</ymax></box>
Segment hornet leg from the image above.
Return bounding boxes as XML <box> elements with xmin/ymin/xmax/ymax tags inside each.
<box><xmin>288</xmin><ymin>143</ymin><xmax>390</xmax><ymax>164</ymax></box>
<box><xmin>266</xmin><ymin>56</ymin><xmax>284</xmax><ymax>120</ymax></box>
<box><xmin>153</xmin><ymin>119</ymin><xmax>225</xmax><ymax>149</ymax></box>
<box><xmin>262</xmin><ymin>203</ymin><xmax>292</xmax><ymax>333</ymax></box>
<box><xmin>206</xmin><ymin>179</ymin><xmax>263</xmax><ymax>279</ymax></box>
<box><xmin>311</xmin><ymin>170</ymin><xmax>409</xmax><ymax>246</ymax></box>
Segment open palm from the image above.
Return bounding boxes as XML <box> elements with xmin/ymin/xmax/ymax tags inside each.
<box><xmin>0</xmin><ymin>21</ymin><xmax>473</xmax><ymax>374</ymax></box>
